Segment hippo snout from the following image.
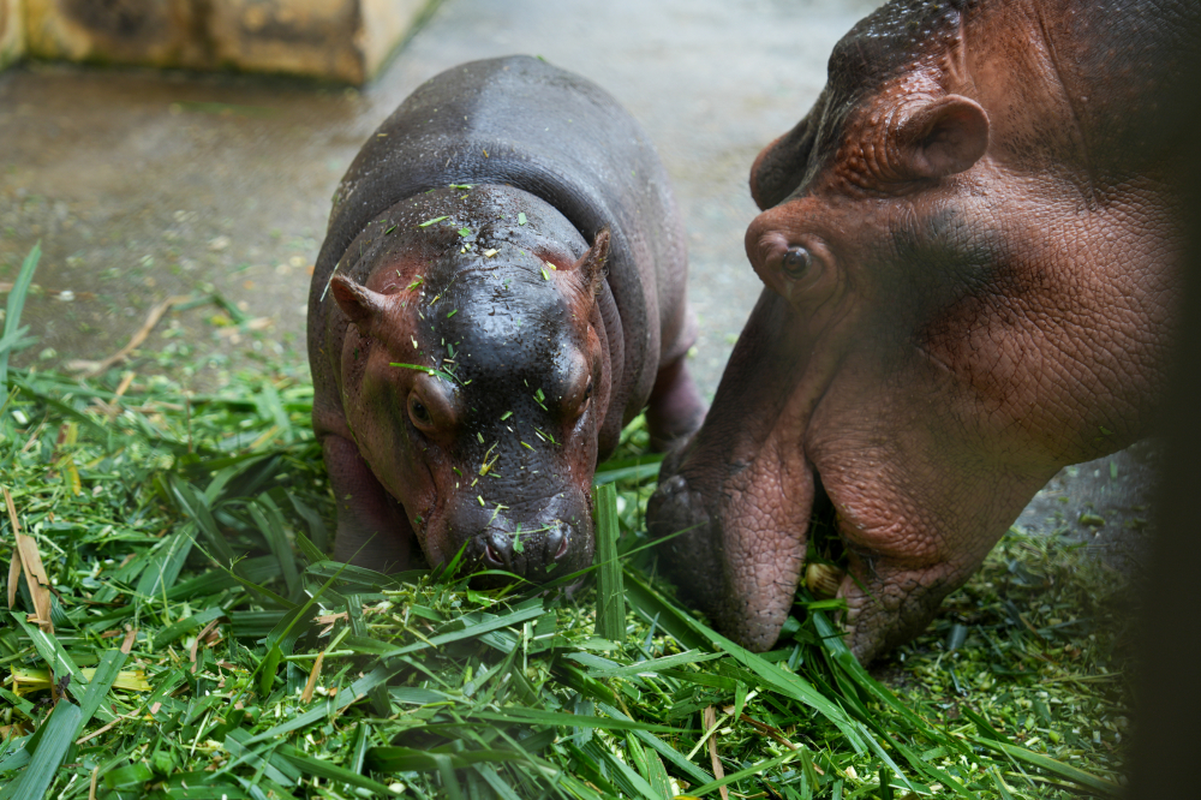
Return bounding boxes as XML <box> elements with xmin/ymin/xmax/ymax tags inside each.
<box><xmin>648</xmin><ymin>474</ymin><xmax>709</xmax><ymax>542</ymax></box>
<box><xmin>479</xmin><ymin>521</ymin><xmax>570</xmax><ymax>568</ymax></box>
<box><xmin>648</xmin><ymin>472</ymin><xmax>730</xmax><ymax>620</ymax></box>
<box><xmin>463</xmin><ymin>516</ymin><xmax>590</xmax><ymax>584</ymax></box>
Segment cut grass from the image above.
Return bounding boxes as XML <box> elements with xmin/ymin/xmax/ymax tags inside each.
<box><xmin>0</xmin><ymin>257</ymin><xmax>1135</xmax><ymax>797</ymax></box>
<box><xmin>0</xmin><ymin>365</ymin><xmax>1135</xmax><ymax>799</ymax></box>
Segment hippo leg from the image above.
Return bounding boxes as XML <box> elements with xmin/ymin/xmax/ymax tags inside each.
<box><xmin>323</xmin><ymin>434</ymin><xmax>415</xmax><ymax>571</ymax></box>
<box><xmin>645</xmin><ymin>355</ymin><xmax>707</xmax><ymax>452</ymax></box>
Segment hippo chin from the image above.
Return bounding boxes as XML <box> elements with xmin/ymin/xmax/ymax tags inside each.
<box><xmin>650</xmin><ymin>0</ymin><xmax>1198</xmax><ymax>663</ymax></box>
<box><xmin>309</xmin><ymin>56</ymin><xmax>705</xmax><ymax>583</ymax></box>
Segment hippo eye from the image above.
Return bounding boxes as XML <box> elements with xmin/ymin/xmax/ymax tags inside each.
<box><xmin>407</xmin><ymin>373</ymin><xmax>458</xmax><ymax>435</ymax></box>
<box><xmin>408</xmin><ymin>395</ymin><xmax>432</xmax><ymax>428</ymax></box>
<box><xmin>583</xmin><ymin>380</ymin><xmax>594</xmax><ymax>403</ymax></box>
<box><xmin>781</xmin><ymin>246</ymin><xmax>813</xmax><ymax>279</ymax></box>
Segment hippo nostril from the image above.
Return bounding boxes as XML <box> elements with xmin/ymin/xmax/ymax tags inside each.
<box><xmin>546</xmin><ymin>524</ymin><xmax>570</xmax><ymax>561</ymax></box>
<box><xmin>483</xmin><ymin>536</ymin><xmax>508</xmax><ymax>568</ymax></box>
<box><xmin>660</xmin><ymin>474</ymin><xmax>688</xmax><ymax>498</ymax></box>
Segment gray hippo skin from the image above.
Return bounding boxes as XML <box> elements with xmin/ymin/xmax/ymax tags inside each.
<box><xmin>309</xmin><ymin>56</ymin><xmax>705</xmax><ymax>580</ymax></box>
<box><xmin>649</xmin><ymin>0</ymin><xmax>1199</xmax><ymax>663</ymax></box>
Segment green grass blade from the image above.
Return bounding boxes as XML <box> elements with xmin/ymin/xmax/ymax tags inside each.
<box><xmin>472</xmin><ymin>764</ymin><xmax>527</xmax><ymax>800</ymax></box>
<box><xmin>588</xmin><ymin>740</ymin><xmax>662</xmax><ymax>800</ymax></box>
<box><xmin>365</xmin><ymin>745</ymin><xmax>555</xmax><ymax>772</ymax></box>
<box><xmin>152</xmin><ymin>606</ymin><xmax>225</xmax><ymax>650</ymax></box>
<box><xmin>585</xmin><ymin>648</ymin><xmax>723</xmax><ymax>678</ymax></box>
<box><xmin>8</xmin><ymin>376</ymin><xmax>113</xmax><ymax>441</ymax></box>
<box><xmin>224</xmin><ymin>729</ymin><xmax>302</xmax><ymax>787</ymax></box>
<box><xmin>891</xmin><ymin>741</ymin><xmax>974</xmax><ymax>799</ymax></box>
<box><xmin>592</xmin><ymin>456</ymin><xmax>663</xmax><ymax>485</ymax></box>
<box><xmin>382</xmin><ymin>604</ymin><xmax>549</xmax><ymax>659</ymax></box>
<box><xmin>686</xmin><ymin>746</ymin><xmax>805</xmax><ymax>797</ymax></box>
<box><xmin>624</xmin><ymin>571</ymin><xmax>868</xmax><ymax>753</ymax></box>
<box><xmin>623</xmin><ymin>566</ymin><xmax>709</xmax><ymax>650</ymax></box>
<box><xmin>168</xmin><ymin>477</ymin><xmax>242</xmax><ymax>567</ymax></box>
<box><xmin>0</xmin><ymin>324</ymin><xmax>33</xmax><ymax>353</ymax></box>
<box><xmin>243</xmin><ymin>662</ymin><xmax>407</xmax><ymax>744</ymax></box>
<box><xmin>962</xmin><ymin>706</ymin><xmax>1006</xmax><ymax>742</ymax></box>
<box><xmin>0</xmin><ymin>243</ymin><xmax>40</xmax><ymax>394</ymax></box>
<box><xmin>810</xmin><ymin>610</ymin><xmax>934</xmax><ymax>729</ymax></box>
<box><xmin>76</xmin><ymin>648</ymin><xmax>129</xmax><ymax>725</ymax></box>
<box><xmin>349</xmin><ymin>722</ymin><xmax>371</xmax><ymax>774</ymax></box>
<box><xmin>599</xmin><ymin>702</ymin><xmax>713</xmax><ymax>785</ymax></box>
<box><xmin>17</xmin><ymin>618</ymin><xmax>92</xmax><ymax>702</ymax></box>
<box><xmin>592</xmin><ymin>482</ymin><xmax>625</xmax><ymax>641</ymax></box>
<box><xmin>625</xmin><ymin>733</ymin><xmax>672</xmax><ymax>798</ymax></box>
<box><xmin>470</xmin><ymin>708</ymin><xmax>679</xmax><ymax>733</ymax></box>
<box><xmin>971</xmin><ymin>737</ymin><xmax>1120</xmax><ymax>795</ymax></box>
<box><xmin>133</xmin><ymin>529</ymin><xmax>196</xmax><ymax>598</ymax></box>
<box><xmin>247</xmin><ymin>499</ymin><xmax>301</xmax><ymax>597</ymax></box>
<box><xmin>4</xmin><ymin>700</ymin><xmax>81</xmax><ymax>800</ymax></box>
<box><xmin>990</xmin><ymin>766</ymin><xmax>1017</xmax><ymax>800</ymax></box>
<box><xmin>275</xmin><ymin>742</ymin><xmax>400</xmax><ymax>794</ymax></box>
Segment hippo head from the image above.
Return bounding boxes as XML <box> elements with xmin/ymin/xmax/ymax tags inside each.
<box><xmin>651</xmin><ymin>0</ymin><xmax>1180</xmax><ymax>662</ymax></box>
<box><xmin>329</xmin><ymin>187</ymin><xmax>612</xmax><ymax>584</ymax></box>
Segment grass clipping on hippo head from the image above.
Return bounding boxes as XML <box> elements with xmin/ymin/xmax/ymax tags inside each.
<box><xmin>1</xmin><ymin>255</ymin><xmax>1132</xmax><ymax>798</ymax></box>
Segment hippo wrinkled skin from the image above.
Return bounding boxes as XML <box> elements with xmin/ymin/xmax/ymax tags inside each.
<box><xmin>650</xmin><ymin>0</ymin><xmax>1199</xmax><ymax>663</ymax></box>
<box><xmin>309</xmin><ymin>56</ymin><xmax>704</xmax><ymax>582</ymax></box>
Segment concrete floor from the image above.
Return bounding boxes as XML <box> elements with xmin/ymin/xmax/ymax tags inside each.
<box><xmin>1</xmin><ymin>0</ymin><xmax>879</xmax><ymax>396</ymax></box>
<box><xmin>0</xmin><ymin>0</ymin><xmax>1155</xmax><ymax>566</ymax></box>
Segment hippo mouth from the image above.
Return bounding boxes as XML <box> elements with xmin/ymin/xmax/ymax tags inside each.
<box><xmin>799</xmin><ymin>471</ymin><xmax>848</xmax><ymax>599</ymax></box>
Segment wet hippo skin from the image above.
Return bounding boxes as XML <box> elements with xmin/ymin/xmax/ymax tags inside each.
<box><xmin>309</xmin><ymin>56</ymin><xmax>706</xmax><ymax>581</ymax></box>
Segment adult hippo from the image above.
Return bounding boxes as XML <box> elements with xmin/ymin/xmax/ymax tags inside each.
<box><xmin>650</xmin><ymin>0</ymin><xmax>1199</xmax><ymax>663</ymax></box>
<box><xmin>309</xmin><ymin>56</ymin><xmax>705</xmax><ymax>582</ymax></box>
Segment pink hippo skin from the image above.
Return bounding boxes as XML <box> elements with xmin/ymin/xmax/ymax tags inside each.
<box><xmin>649</xmin><ymin>0</ymin><xmax>1199</xmax><ymax>663</ymax></box>
<box><xmin>309</xmin><ymin>57</ymin><xmax>705</xmax><ymax>581</ymax></box>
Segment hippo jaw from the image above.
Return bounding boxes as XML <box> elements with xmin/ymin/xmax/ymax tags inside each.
<box><xmin>651</xmin><ymin>328</ymin><xmax>1056</xmax><ymax>662</ymax></box>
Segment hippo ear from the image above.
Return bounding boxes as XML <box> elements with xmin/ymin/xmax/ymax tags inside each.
<box><xmin>897</xmin><ymin>95</ymin><xmax>990</xmax><ymax>180</ymax></box>
<box><xmin>750</xmin><ymin>115</ymin><xmax>818</xmax><ymax>210</ymax></box>
<box><xmin>574</xmin><ymin>228</ymin><xmax>611</xmax><ymax>297</ymax></box>
<box><xmin>330</xmin><ymin>274</ymin><xmax>388</xmax><ymax>334</ymax></box>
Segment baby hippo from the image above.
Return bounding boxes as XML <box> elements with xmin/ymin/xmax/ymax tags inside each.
<box><xmin>308</xmin><ymin>56</ymin><xmax>705</xmax><ymax>581</ymax></box>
